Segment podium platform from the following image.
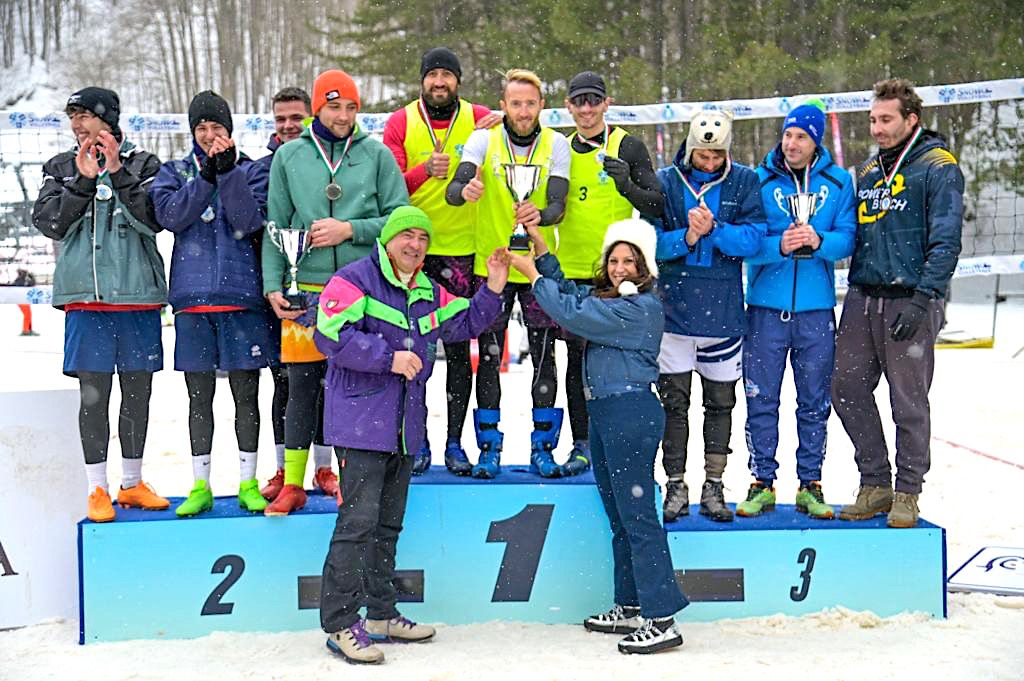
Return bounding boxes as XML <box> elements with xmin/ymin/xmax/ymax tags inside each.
<box><xmin>78</xmin><ymin>468</ymin><xmax>945</xmax><ymax>643</ymax></box>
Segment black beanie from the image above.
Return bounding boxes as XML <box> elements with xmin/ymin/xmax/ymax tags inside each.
<box><xmin>420</xmin><ymin>47</ymin><xmax>462</xmax><ymax>81</ymax></box>
<box><xmin>188</xmin><ymin>90</ymin><xmax>233</xmax><ymax>135</ymax></box>
<box><xmin>65</xmin><ymin>87</ymin><xmax>120</xmax><ymax>130</ymax></box>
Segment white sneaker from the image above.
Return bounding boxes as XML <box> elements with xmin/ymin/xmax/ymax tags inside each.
<box><xmin>326</xmin><ymin>621</ymin><xmax>385</xmax><ymax>664</ymax></box>
<box><xmin>583</xmin><ymin>604</ymin><xmax>643</xmax><ymax>634</ymax></box>
<box><xmin>617</xmin><ymin>617</ymin><xmax>683</xmax><ymax>654</ymax></box>
<box><xmin>364</xmin><ymin>615</ymin><xmax>435</xmax><ymax>643</ymax></box>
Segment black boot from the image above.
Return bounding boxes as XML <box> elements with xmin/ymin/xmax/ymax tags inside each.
<box><xmin>699</xmin><ymin>480</ymin><xmax>733</xmax><ymax>522</ymax></box>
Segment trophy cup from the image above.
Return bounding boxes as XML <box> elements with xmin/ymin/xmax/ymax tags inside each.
<box><xmin>267</xmin><ymin>222</ymin><xmax>308</xmax><ymax>310</ymax></box>
<box><xmin>785</xmin><ymin>192</ymin><xmax>818</xmax><ymax>259</ymax></box>
<box><xmin>502</xmin><ymin>163</ymin><xmax>542</xmax><ymax>251</ymax></box>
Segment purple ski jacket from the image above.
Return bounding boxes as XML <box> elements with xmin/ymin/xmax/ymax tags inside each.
<box><xmin>314</xmin><ymin>240</ymin><xmax>502</xmax><ymax>454</ymax></box>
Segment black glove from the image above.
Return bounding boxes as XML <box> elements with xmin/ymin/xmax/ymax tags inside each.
<box><xmin>889</xmin><ymin>292</ymin><xmax>932</xmax><ymax>342</ymax></box>
<box><xmin>602</xmin><ymin>156</ymin><xmax>631</xmax><ymax>190</ymax></box>
<box><xmin>211</xmin><ymin>147</ymin><xmax>237</xmax><ymax>174</ymax></box>
<box><xmin>198</xmin><ymin>155</ymin><xmax>218</xmax><ymax>184</ymax></box>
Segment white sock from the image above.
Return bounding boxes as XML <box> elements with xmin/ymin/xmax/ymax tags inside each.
<box><xmin>239</xmin><ymin>450</ymin><xmax>258</xmax><ymax>482</ymax></box>
<box><xmin>121</xmin><ymin>458</ymin><xmax>143</xmax><ymax>489</ymax></box>
<box><xmin>192</xmin><ymin>454</ymin><xmax>212</xmax><ymax>483</ymax></box>
<box><xmin>275</xmin><ymin>443</ymin><xmax>286</xmax><ymax>469</ymax></box>
<box><xmin>313</xmin><ymin>444</ymin><xmax>333</xmax><ymax>470</ymax></box>
<box><xmin>85</xmin><ymin>462</ymin><xmax>108</xmax><ymax>493</ymax></box>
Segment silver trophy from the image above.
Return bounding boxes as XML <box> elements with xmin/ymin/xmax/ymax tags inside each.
<box><xmin>785</xmin><ymin>192</ymin><xmax>818</xmax><ymax>259</ymax></box>
<box><xmin>267</xmin><ymin>222</ymin><xmax>308</xmax><ymax>310</ymax></box>
<box><xmin>502</xmin><ymin>163</ymin><xmax>542</xmax><ymax>251</ymax></box>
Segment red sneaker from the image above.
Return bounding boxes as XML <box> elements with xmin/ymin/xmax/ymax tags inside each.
<box><xmin>260</xmin><ymin>468</ymin><xmax>285</xmax><ymax>501</ymax></box>
<box><xmin>263</xmin><ymin>483</ymin><xmax>306</xmax><ymax>516</ymax></box>
<box><xmin>313</xmin><ymin>467</ymin><xmax>340</xmax><ymax>497</ymax></box>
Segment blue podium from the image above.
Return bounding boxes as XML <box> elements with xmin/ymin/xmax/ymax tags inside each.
<box><xmin>78</xmin><ymin>469</ymin><xmax>945</xmax><ymax>643</ymax></box>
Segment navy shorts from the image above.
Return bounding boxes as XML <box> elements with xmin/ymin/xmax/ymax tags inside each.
<box><xmin>174</xmin><ymin>309</ymin><xmax>271</xmax><ymax>372</ymax></box>
<box><xmin>474</xmin><ymin>278</ymin><xmax>557</xmax><ymax>333</ymax></box>
<box><xmin>63</xmin><ymin>309</ymin><xmax>164</xmax><ymax>377</ymax></box>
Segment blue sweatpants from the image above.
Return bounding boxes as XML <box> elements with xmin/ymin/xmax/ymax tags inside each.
<box><xmin>743</xmin><ymin>306</ymin><xmax>835</xmax><ymax>484</ymax></box>
<box><xmin>588</xmin><ymin>389</ymin><xmax>688</xmax><ymax>619</ymax></box>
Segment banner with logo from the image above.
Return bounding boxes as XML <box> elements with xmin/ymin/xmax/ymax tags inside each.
<box><xmin>947</xmin><ymin>546</ymin><xmax>1024</xmax><ymax>596</ymax></box>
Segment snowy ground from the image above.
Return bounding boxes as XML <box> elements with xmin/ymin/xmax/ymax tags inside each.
<box><xmin>1</xmin><ymin>298</ymin><xmax>1022</xmax><ymax>681</ymax></box>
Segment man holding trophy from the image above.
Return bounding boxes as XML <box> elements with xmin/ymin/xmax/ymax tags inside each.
<box><xmin>738</xmin><ymin>102</ymin><xmax>856</xmax><ymax>520</ymax></box>
<box><xmin>445</xmin><ymin>68</ymin><xmax>570</xmax><ymax>478</ymax></box>
<box><xmin>261</xmin><ymin>69</ymin><xmax>408</xmax><ymax>515</ymax></box>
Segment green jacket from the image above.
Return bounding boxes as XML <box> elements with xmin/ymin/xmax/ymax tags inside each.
<box><xmin>32</xmin><ymin>140</ymin><xmax>167</xmax><ymax>308</ymax></box>
<box><xmin>262</xmin><ymin>125</ymin><xmax>408</xmax><ymax>294</ymax></box>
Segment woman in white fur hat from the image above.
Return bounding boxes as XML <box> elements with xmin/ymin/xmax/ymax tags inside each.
<box><xmin>508</xmin><ymin>218</ymin><xmax>687</xmax><ymax>655</ymax></box>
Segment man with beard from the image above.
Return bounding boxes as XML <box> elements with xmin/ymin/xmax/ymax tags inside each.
<box><xmin>555</xmin><ymin>70</ymin><xmax>664</xmax><ymax>478</ymax></box>
<box><xmin>445</xmin><ymin>68</ymin><xmax>570</xmax><ymax>479</ymax></box>
<box><xmin>833</xmin><ymin>79</ymin><xmax>963</xmax><ymax>528</ymax></box>
<box><xmin>253</xmin><ymin>87</ymin><xmax>340</xmax><ymax>503</ymax></box>
<box><xmin>383</xmin><ymin>48</ymin><xmax>501</xmax><ymax>476</ymax></box>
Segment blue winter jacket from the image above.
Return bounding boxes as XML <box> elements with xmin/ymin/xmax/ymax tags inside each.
<box><xmin>746</xmin><ymin>145</ymin><xmax>856</xmax><ymax>312</ymax></box>
<box><xmin>150</xmin><ymin>149</ymin><xmax>269</xmax><ymax>311</ymax></box>
<box><xmin>650</xmin><ymin>144</ymin><xmax>766</xmax><ymax>337</ymax></box>
<box><xmin>850</xmin><ymin>130</ymin><xmax>963</xmax><ymax>299</ymax></box>
<box><xmin>533</xmin><ymin>254</ymin><xmax>662</xmax><ymax>400</ymax></box>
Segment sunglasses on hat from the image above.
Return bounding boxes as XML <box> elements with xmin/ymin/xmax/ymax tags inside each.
<box><xmin>570</xmin><ymin>93</ymin><xmax>605</xmax><ymax>108</ymax></box>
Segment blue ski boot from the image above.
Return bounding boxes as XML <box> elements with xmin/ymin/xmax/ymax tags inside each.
<box><xmin>471</xmin><ymin>409</ymin><xmax>503</xmax><ymax>479</ymax></box>
<box><xmin>444</xmin><ymin>438</ymin><xmax>473</xmax><ymax>476</ymax></box>
<box><xmin>411</xmin><ymin>438</ymin><xmax>431</xmax><ymax>476</ymax></box>
<box><xmin>529</xmin><ymin>407</ymin><xmax>563</xmax><ymax>478</ymax></box>
<box><xmin>560</xmin><ymin>439</ymin><xmax>591</xmax><ymax>477</ymax></box>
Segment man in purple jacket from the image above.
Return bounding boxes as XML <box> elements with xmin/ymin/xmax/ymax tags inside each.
<box><xmin>313</xmin><ymin>205</ymin><xmax>508</xmax><ymax>665</ymax></box>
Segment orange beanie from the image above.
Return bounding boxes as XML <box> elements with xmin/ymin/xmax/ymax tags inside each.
<box><xmin>312</xmin><ymin>70</ymin><xmax>361</xmax><ymax>114</ymax></box>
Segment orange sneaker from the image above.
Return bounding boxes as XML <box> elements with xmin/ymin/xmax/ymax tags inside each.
<box><xmin>261</xmin><ymin>468</ymin><xmax>285</xmax><ymax>501</ymax></box>
<box><xmin>88</xmin><ymin>487</ymin><xmax>116</xmax><ymax>523</ymax></box>
<box><xmin>263</xmin><ymin>484</ymin><xmax>307</xmax><ymax>516</ymax></box>
<box><xmin>116</xmin><ymin>481</ymin><xmax>170</xmax><ymax>510</ymax></box>
<box><xmin>313</xmin><ymin>467</ymin><xmax>340</xmax><ymax>497</ymax></box>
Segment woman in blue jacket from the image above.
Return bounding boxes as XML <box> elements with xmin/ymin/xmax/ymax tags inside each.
<box><xmin>509</xmin><ymin>218</ymin><xmax>687</xmax><ymax>655</ymax></box>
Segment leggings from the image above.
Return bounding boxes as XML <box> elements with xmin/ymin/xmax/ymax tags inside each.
<box><xmin>78</xmin><ymin>371</ymin><xmax>153</xmax><ymax>464</ymax></box>
<box><xmin>285</xmin><ymin>361</ymin><xmax>327</xmax><ymax>450</ymax></box>
<box><xmin>443</xmin><ymin>339</ymin><xmax>473</xmax><ymax>440</ymax></box>
<box><xmin>476</xmin><ymin>327</ymin><xmax>557</xmax><ymax>410</ymax></box>
<box><xmin>270</xmin><ymin>364</ymin><xmax>288</xmax><ymax>445</ymax></box>
<box><xmin>184</xmin><ymin>370</ymin><xmax>261</xmax><ymax>455</ymax></box>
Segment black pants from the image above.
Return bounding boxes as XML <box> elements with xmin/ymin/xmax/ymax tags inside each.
<box><xmin>78</xmin><ymin>371</ymin><xmax>153</xmax><ymax>464</ymax></box>
<box><xmin>657</xmin><ymin>372</ymin><xmax>737</xmax><ymax>478</ymax></box>
<box><xmin>320</xmin><ymin>447</ymin><xmax>413</xmax><ymax>632</ymax></box>
<box><xmin>285</xmin><ymin>361</ymin><xmax>327</xmax><ymax>449</ymax></box>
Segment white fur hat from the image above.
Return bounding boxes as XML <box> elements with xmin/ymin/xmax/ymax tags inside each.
<box><xmin>686</xmin><ymin>108</ymin><xmax>734</xmax><ymax>166</ymax></box>
<box><xmin>601</xmin><ymin>218</ymin><xmax>659</xmax><ymax>282</ymax></box>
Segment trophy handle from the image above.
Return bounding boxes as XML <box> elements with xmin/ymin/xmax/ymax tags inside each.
<box><xmin>267</xmin><ymin>222</ymin><xmax>282</xmax><ymax>251</ymax></box>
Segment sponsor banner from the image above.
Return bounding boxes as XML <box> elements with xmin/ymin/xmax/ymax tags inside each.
<box><xmin>3</xmin><ymin>78</ymin><xmax>1022</xmax><ymax>131</ymax></box>
<box><xmin>947</xmin><ymin>546</ymin><xmax>1024</xmax><ymax>596</ymax></box>
<box><xmin>835</xmin><ymin>254</ymin><xmax>1024</xmax><ymax>293</ymax></box>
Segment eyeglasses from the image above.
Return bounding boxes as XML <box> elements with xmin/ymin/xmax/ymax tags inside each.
<box><xmin>570</xmin><ymin>93</ymin><xmax>605</xmax><ymax>108</ymax></box>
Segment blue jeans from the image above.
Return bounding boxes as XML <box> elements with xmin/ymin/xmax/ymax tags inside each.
<box><xmin>588</xmin><ymin>389</ymin><xmax>688</xmax><ymax>619</ymax></box>
<box><xmin>743</xmin><ymin>306</ymin><xmax>835</xmax><ymax>484</ymax></box>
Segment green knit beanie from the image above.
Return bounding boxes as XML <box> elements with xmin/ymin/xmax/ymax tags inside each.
<box><xmin>379</xmin><ymin>205</ymin><xmax>433</xmax><ymax>245</ymax></box>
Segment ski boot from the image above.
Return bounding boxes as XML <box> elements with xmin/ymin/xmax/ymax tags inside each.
<box><xmin>444</xmin><ymin>438</ymin><xmax>473</xmax><ymax>476</ymax></box>
<box><xmin>471</xmin><ymin>409</ymin><xmax>503</xmax><ymax>479</ymax></box>
<box><xmin>529</xmin><ymin>407</ymin><xmax>563</xmax><ymax>478</ymax></box>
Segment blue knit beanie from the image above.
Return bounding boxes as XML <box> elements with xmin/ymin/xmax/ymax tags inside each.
<box><xmin>782</xmin><ymin>103</ymin><xmax>826</xmax><ymax>147</ymax></box>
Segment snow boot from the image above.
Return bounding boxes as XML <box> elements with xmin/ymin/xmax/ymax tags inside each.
<box><xmin>886</xmin><ymin>491</ymin><xmax>919</xmax><ymax>528</ymax></box>
<box><xmin>662</xmin><ymin>477</ymin><xmax>689</xmax><ymax>523</ymax></box>
<box><xmin>839</xmin><ymin>485</ymin><xmax>894</xmax><ymax>521</ymax></box>
<box><xmin>472</xmin><ymin>409</ymin><xmax>503</xmax><ymax>479</ymax></box>
<box><xmin>699</xmin><ymin>480</ymin><xmax>733</xmax><ymax>522</ymax></box>
<box><xmin>529</xmin><ymin>407</ymin><xmax>563</xmax><ymax>478</ymax></box>
<box><xmin>444</xmin><ymin>438</ymin><xmax>473</xmax><ymax>476</ymax></box>
<box><xmin>560</xmin><ymin>439</ymin><xmax>591</xmax><ymax>477</ymax></box>
<box><xmin>411</xmin><ymin>438</ymin><xmax>431</xmax><ymax>476</ymax></box>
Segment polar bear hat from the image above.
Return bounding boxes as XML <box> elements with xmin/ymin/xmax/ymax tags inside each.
<box><xmin>685</xmin><ymin>108</ymin><xmax>734</xmax><ymax>166</ymax></box>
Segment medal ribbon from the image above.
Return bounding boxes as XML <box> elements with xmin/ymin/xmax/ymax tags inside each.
<box><xmin>310</xmin><ymin>126</ymin><xmax>357</xmax><ymax>182</ymax></box>
<box><xmin>418</xmin><ymin>98</ymin><xmax>461</xmax><ymax>152</ymax></box>
<box><xmin>502</xmin><ymin>127</ymin><xmax>539</xmax><ymax>166</ymax></box>
<box><xmin>575</xmin><ymin>124</ymin><xmax>609</xmax><ymax>156</ymax></box>
<box><xmin>673</xmin><ymin>156</ymin><xmax>732</xmax><ymax>205</ymax></box>
<box><xmin>783</xmin><ymin>156</ymin><xmax>813</xmax><ymax>195</ymax></box>
<box><xmin>880</xmin><ymin>126</ymin><xmax>922</xmax><ymax>188</ymax></box>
